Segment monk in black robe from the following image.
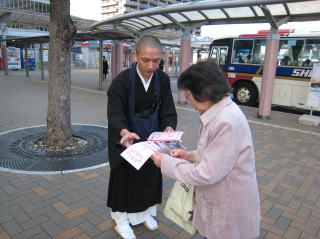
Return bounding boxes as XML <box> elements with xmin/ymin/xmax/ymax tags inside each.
<box><xmin>107</xmin><ymin>35</ymin><xmax>177</xmax><ymax>239</ymax></box>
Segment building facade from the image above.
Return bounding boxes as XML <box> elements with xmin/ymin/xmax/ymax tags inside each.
<box><xmin>0</xmin><ymin>0</ymin><xmax>96</xmax><ymax>38</ymax></box>
<box><xmin>0</xmin><ymin>0</ymin><xmax>51</xmax><ymax>38</ymax></box>
<box><xmin>0</xmin><ymin>0</ymin><xmax>99</xmax><ymax>69</ymax></box>
<box><xmin>101</xmin><ymin>0</ymin><xmax>194</xmax><ymax>19</ymax></box>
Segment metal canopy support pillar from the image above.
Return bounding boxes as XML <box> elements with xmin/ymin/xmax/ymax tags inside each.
<box><xmin>123</xmin><ymin>47</ymin><xmax>128</xmax><ymax>68</ymax></box>
<box><xmin>114</xmin><ymin>40</ymin><xmax>123</xmax><ymax>78</ymax></box>
<box><xmin>131</xmin><ymin>37</ymin><xmax>139</xmax><ymax>66</ymax></box>
<box><xmin>164</xmin><ymin>49</ymin><xmax>169</xmax><ymax>73</ymax></box>
<box><xmin>98</xmin><ymin>40</ymin><xmax>103</xmax><ymax>90</ymax></box>
<box><xmin>24</xmin><ymin>44</ymin><xmax>29</xmax><ymax>77</ymax></box>
<box><xmin>130</xmin><ymin>47</ymin><xmax>135</xmax><ymax>65</ymax></box>
<box><xmin>1</xmin><ymin>23</ymin><xmax>8</xmax><ymax>76</ymax></box>
<box><xmin>124</xmin><ymin>46</ymin><xmax>130</xmax><ymax>68</ymax></box>
<box><xmin>2</xmin><ymin>43</ymin><xmax>8</xmax><ymax>76</ymax></box>
<box><xmin>257</xmin><ymin>4</ymin><xmax>281</xmax><ymax>119</ymax></box>
<box><xmin>257</xmin><ymin>28</ymin><xmax>280</xmax><ymax>119</ymax></box>
<box><xmin>178</xmin><ymin>30</ymin><xmax>192</xmax><ymax>104</ymax></box>
<box><xmin>173</xmin><ymin>49</ymin><xmax>178</xmax><ymax>76</ymax></box>
<box><xmin>39</xmin><ymin>43</ymin><xmax>44</xmax><ymax>80</ymax></box>
<box><xmin>111</xmin><ymin>43</ymin><xmax>116</xmax><ymax>79</ymax></box>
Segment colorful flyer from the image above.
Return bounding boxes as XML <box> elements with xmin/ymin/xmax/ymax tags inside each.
<box><xmin>147</xmin><ymin>131</ymin><xmax>184</xmax><ymax>142</ymax></box>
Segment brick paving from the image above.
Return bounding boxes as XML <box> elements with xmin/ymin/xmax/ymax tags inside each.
<box><xmin>0</xmin><ymin>69</ymin><xmax>319</xmax><ymax>239</ymax></box>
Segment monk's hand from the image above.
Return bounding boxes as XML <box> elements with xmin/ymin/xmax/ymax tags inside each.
<box><xmin>163</xmin><ymin>126</ymin><xmax>174</xmax><ymax>132</ymax></box>
<box><xmin>120</xmin><ymin>132</ymin><xmax>140</xmax><ymax>148</ymax></box>
<box><xmin>151</xmin><ymin>152</ymin><xmax>164</xmax><ymax>167</ymax></box>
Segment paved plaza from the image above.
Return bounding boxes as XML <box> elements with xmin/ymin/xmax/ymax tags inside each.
<box><xmin>0</xmin><ymin>69</ymin><xmax>319</xmax><ymax>239</ymax></box>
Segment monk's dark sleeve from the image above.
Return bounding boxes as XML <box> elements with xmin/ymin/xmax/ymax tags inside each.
<box><xmin>158</xmin><ymin>71</ymin><xmax>177</xmax><ymax>131</ymax></box>
<box><xmin>107</xmin><ymin>70</ymin><xmax>130</xmax><ymax>134</ymax></box>
<box><xmin>107</xmin><ymin>71</ymin><xmax>130</xmax><ymax>169</ymax></box>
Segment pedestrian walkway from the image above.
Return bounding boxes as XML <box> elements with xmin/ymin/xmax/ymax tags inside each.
<box><xmin>0</xmin><ymin>69</ymin><xmax>319</xmax><ymax>239</ymax></box>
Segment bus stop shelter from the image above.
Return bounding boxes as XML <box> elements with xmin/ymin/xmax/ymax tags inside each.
<box><xmin>1</xmin><ymin>0</ymin><xmax>320</xmax><ymax>118</ymax></box>
<box><xmin>89</xmin><ymin>0</ymin><xmax>320</xmax><ymax>118</ymax></box>
<box><xmin>1</xmin><ymin>29</ymin><xmax>134</xmax><ymax>89</ymax></box>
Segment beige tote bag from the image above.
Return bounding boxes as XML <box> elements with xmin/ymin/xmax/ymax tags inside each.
<box><xmin>163</xmin><ymin>181</ymin><xmax>196</xmax><ymax>235</ymax></box>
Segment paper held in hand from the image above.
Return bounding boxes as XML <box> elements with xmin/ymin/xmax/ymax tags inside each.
<box><xmin>120</xmin><ymin>141</ymin><xmax>160</xmax><ymax>170</ymax></box>
<box><xmin>147</xmin><ymin>131</ymin><xmax>184</xmax><ymax>142</ymax></box>
<box><xmin>121</xmin><ymin>131</ymin><xmax>185</xmax><ymax>170</ymax></box>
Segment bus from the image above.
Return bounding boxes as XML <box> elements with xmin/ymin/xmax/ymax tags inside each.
<box><xmin>208</xmin><ymin>29</ymin><xmax>320</xmax><ymax>111</ymax></box>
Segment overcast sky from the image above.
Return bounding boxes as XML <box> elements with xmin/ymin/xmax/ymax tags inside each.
<box><xmin>70</xmin><ymin>0</ymin><xmax>102</xmax><ymax>21</ymax></box>
<box><xmin>70</xmin><ymin>0</ymin><xmax>320</xmax><ymax>39</ymax></box>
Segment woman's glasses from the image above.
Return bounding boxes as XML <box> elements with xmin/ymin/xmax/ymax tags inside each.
<box><xmin>184</xmin><ymin>91</ymin><xmax>190</xmax><ymax>99</ymax></box>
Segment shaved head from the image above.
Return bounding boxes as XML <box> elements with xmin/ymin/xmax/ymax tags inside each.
<box><xmin>135</xmin><ymin>35</ymin><xmax>162</xmax><ymax>54</ymax></box>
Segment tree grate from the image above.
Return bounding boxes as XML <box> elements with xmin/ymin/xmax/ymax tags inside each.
<box><xmin>0</xmin><ymin>124</ymin><xmax>108</xmax><ymax>174</ymax></box>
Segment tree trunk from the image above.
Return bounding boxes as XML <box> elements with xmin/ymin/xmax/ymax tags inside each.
<box><xmin>46</xmin><ymin>0</ymin><xmax>76</xmax><ymax>148</ymax></box>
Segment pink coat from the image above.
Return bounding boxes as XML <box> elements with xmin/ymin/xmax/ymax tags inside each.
<box><xmin>161</xmin><ymin>97</ymin><xmax>261</xmax><ymax>239</ymax></box>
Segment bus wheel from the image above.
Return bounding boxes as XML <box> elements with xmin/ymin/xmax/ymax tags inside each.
<box><xmin>233</xmin><ymin>82</ymin><xmax>258</xmax><ymax>106</ymax></box>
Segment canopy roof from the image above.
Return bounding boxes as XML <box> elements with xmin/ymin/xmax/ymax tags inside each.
<box><xmin>0</xmin><ymin>6</ymin><xmax>135</xmax><ymax>46</ymax></box>
<box><xmin>89</xmin><ymin>0</ymin><xmax>320</xmax><ymax>36</ymax></box>
<box><xmin>2</xmin><ymin>0</ymin><xmax>319</xmax><ymax>47</ymax></box>
<box><xmin>3</xmin><ymin>29</ymin><xmax>135</xmax><ymax>48</ymax></box>
<box><xmin>0</xmin><ymin>8</ymin><xmax>97</xmax><ymax>32</ymax></box>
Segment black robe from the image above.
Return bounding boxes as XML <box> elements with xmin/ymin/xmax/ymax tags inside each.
<box><xmin>107</xmin><ymin>67</ymin><xmax>177</xmax><ymax>213</ymax></box>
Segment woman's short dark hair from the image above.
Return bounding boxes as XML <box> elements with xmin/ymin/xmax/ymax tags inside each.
<box><xmin>178</xmin><ymin>60</ymin><xmax>230</xmax><ymax>103</ymax></box>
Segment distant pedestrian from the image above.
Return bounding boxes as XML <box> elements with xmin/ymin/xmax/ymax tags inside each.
<box><xmin>103</xmin><ymin>56</ymin><xmax>109</xmax><ymax>80</ymax></box>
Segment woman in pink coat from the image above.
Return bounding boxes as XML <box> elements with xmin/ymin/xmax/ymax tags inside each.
<box><xmin>151</xmin><ymin>60</ymin><xmax>261</xmax><ymax>239</ymax></box>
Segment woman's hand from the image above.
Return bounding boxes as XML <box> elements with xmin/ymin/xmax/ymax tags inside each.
<box><xmin>151</xmin><ymin>152</ymin><xmax>164</xmax><ymax>167</ymax></box>
<box><xmin>120</xmin><ymin>132</ymin><xmax>140</xmax><ymax>148</ymax></box>
<box><xmin>169</xmin><ymin>148</ymin><xmax>189</xmax><ymax>159</ymax></box>
<box><xmin>169</xmin><ymin>148</ymin><xmax>196</xmax><ymax>163</ymax></box>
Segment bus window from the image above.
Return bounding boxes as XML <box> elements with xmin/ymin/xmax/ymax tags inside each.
<box><xmin>232</xmin><ymin>40</ymin><xmax>253</xmax><ymax>64</ymax></box>
<box><xmin>301</xmin><ymin>39</ymin><xmax>320</xmax><ymax>67</ymax></box>
<box><xmin>219</xmin><ymin>47</ymin><xmax>228</xmax><ymax>65</ymax></box>
<box><xmin>210</xmin><ymin>47</ymin><xmax>218</xmax><ymax>61</ymax></box>
<box><xmin>278</xmin><ymin>39</ymin><xmax>304</xmax><ymax>66</ymax></box>
<box><xmin>252</xmin><ymin>39</ymin><xmax>266</xmax><ymax>65</ymax></box>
